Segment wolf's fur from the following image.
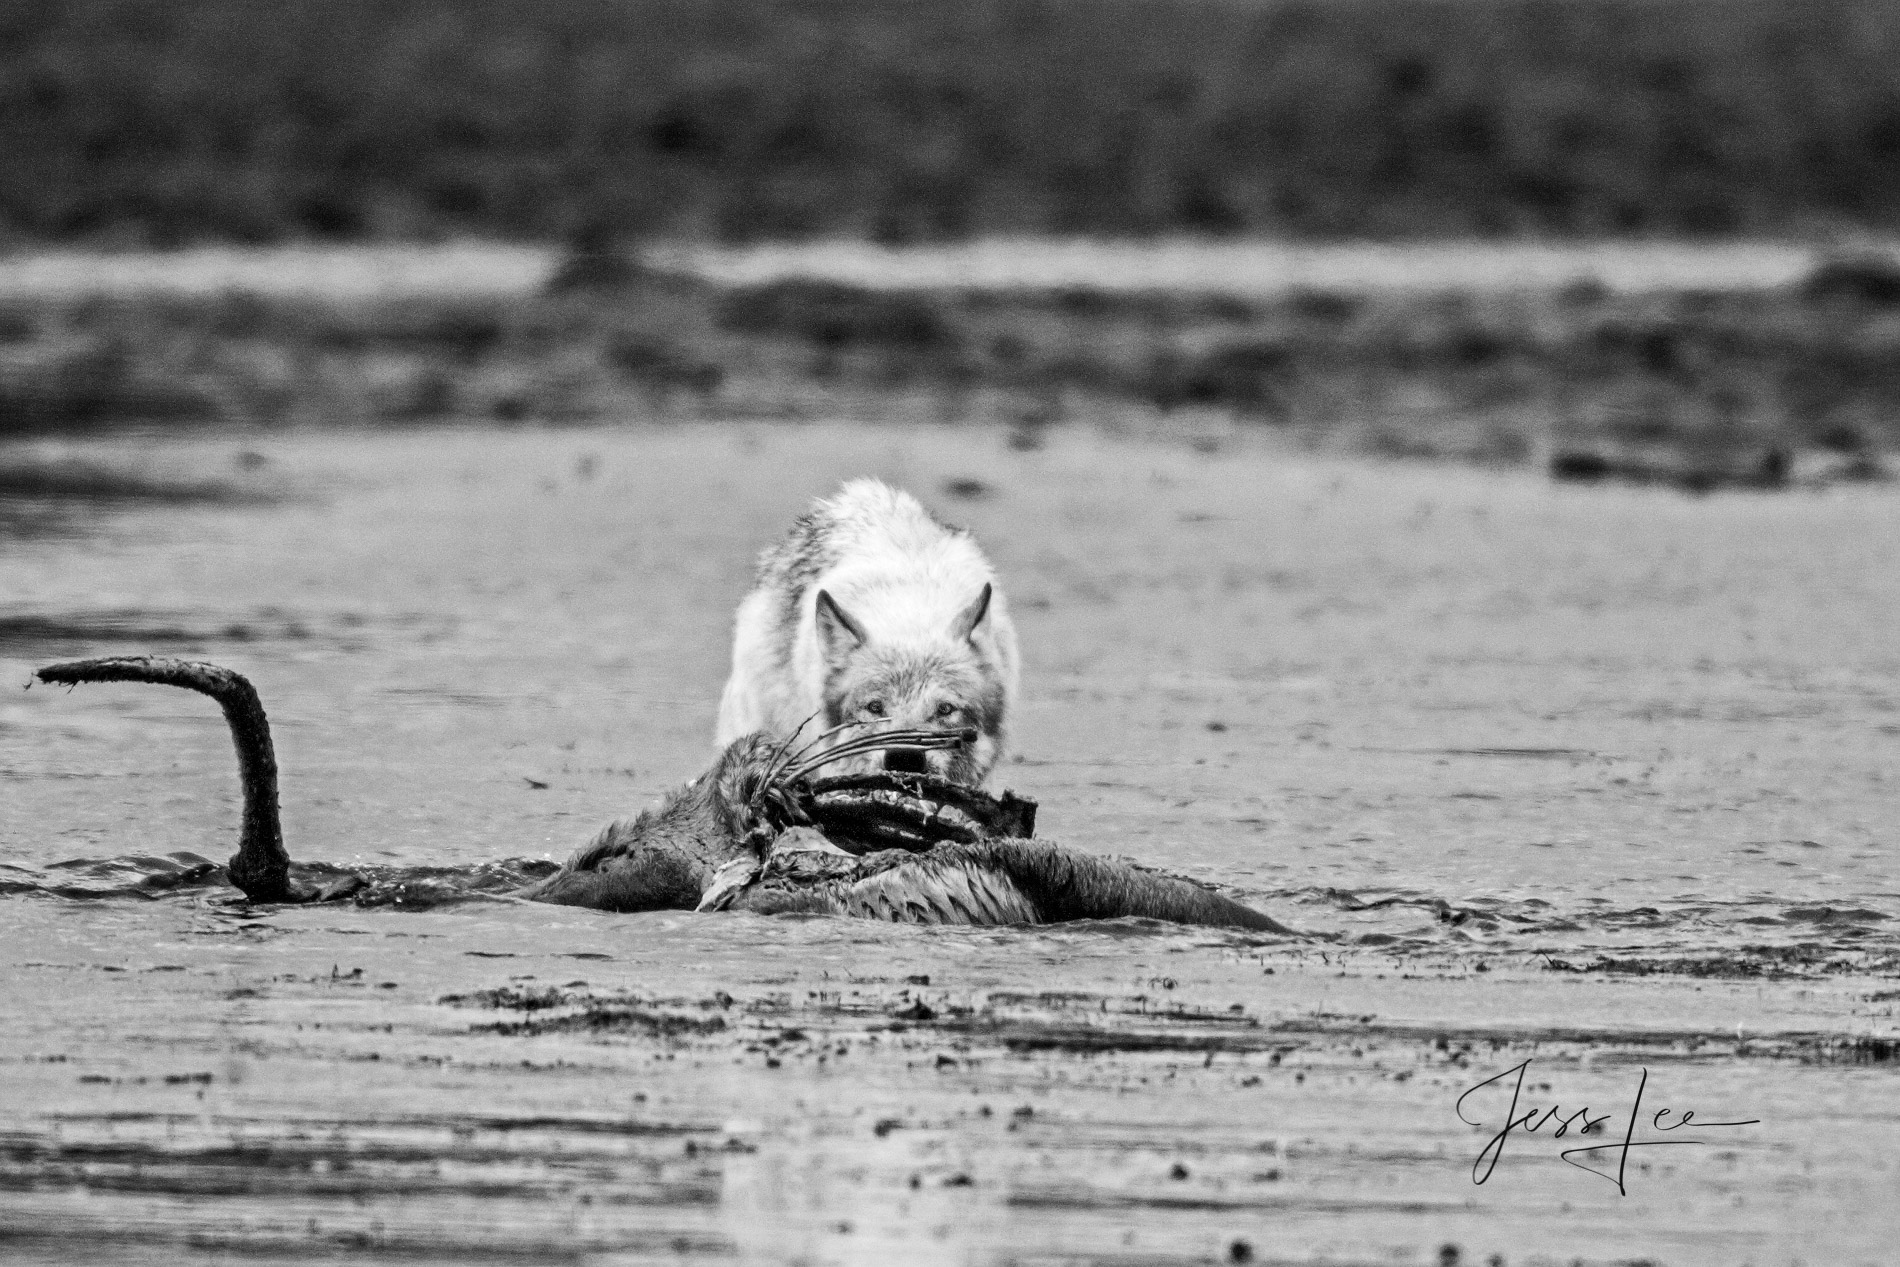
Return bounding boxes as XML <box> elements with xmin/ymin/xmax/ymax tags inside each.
<box><xmin>715</xmin><ymin>479</ymin><xmax>1019</xmax><ymax>784</ymax></box>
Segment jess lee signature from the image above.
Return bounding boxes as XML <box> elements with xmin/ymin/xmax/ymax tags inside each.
<box><xmin>1456</xmin><ymin>1059</ymin><xmax>1759</xmax><ymax>1194</ymax></box>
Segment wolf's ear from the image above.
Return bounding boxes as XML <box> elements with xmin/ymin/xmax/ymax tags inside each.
<box><xmin>949</xmin><ymin>582</ymin><xmax>993</xmax><ymax>644</ymax></box>
<box><xmin>814</xmin><ymin>590</ymin><xmax>868</xmax><ymax>664</ymax></box>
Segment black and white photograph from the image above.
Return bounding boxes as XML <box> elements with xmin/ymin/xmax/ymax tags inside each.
<box><xmin>0</xmin><ymin>2</ymin><xmax>1894</xmax><ymax>1263</ymax></box>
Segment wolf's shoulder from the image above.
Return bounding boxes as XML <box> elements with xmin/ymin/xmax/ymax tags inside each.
<box><xmin>813</xmin><ymin>478</ymin><xmax>960</xmax><ymax>547</ymax></box>
<box><xmin>753</xmin><ymin>479</ymin><xmax>965</xmax><ymax>589</ymax></box>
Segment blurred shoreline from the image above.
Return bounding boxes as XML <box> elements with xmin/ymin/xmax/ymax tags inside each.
<box><xmin>3</xmin><ymin>237</ymin><xmax>1896</xmax><ymax>491</ymax></box>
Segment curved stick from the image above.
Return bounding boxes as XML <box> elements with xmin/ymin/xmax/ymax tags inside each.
<box><xmin>34</xmin><ymin>656</ymin><xmax>302</xmax><ymax>903</ymax></box>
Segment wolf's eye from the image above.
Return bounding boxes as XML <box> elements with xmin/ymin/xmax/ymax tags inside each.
<box><xmin>863</xmin><ymin>700</ymin><xmax>886</xmax><ymax>717</ymax></box>
<box><xmin>934</xmin><ymin>701</ymin><xmax>957</xmax><ymax>719</ymax></box>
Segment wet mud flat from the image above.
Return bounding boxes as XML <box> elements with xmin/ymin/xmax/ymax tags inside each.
<box><xmin>2</xmin><ymin>903</ymin><xmax>1893</xmax><ymax>1267</ymax></box>
<box><xmin>2</xmin><ymin>422</ymin><xmax>1897</xmax><ymax>1264</ymax></box>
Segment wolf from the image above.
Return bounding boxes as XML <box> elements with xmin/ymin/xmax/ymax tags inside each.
<box><xmin>715</xmin><ymin>479</ymin><xmax>1019</xmax><ymax>785</ymax></box>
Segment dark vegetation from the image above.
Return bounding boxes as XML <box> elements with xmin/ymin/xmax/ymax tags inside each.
<box><xmin>7</xmin><ymin>0</ymin><xmax>1900</xmax><ymax>246</ymax></box>
<box><xmin>4</xmin><ymin>251</ymin><xmax>1898</xmax><ymax>485</ymax></box>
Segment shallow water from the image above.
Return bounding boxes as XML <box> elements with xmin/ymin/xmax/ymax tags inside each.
<box><xmin>653</xmin><ymin>237</ymin><xmax>1830</xmax><ymax>297</ymax></box>
<box><xmin>1</xmin><ymin>422</ymin><xmax>1896</xmax><ymax>1264</ymax></box>
<box><xmin>0</xmin><ymin>237</ymin><xmax>1836</xmax><ymax>301</ymax></box>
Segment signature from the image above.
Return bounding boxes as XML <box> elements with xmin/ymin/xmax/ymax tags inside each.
<box><xmin>1456</xmin><ymin>1059</ymin><xmax>1759</xmax><ymax>1193</ymax></box>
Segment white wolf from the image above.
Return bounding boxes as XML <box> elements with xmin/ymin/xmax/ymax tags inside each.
<box><xmin>715</xmin><ymin>479</ymin><xmax>1019</xmax><ymax>784</ymax></box>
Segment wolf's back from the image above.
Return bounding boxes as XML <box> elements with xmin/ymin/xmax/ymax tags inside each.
<box><xmin>755</xmin><ymin>478</ymin><xmax>949</xmax><ymax>592</ymax></box>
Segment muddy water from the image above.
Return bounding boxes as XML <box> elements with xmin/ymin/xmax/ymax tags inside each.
<box><xmin>1</xmin><ymin>422</ymin><xmax>1895</xmax><ymax>1266</ymax></box>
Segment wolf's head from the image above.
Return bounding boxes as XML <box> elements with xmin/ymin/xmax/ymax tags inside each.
<box><xmin>813</xmin><ymin>583</ymin><xmax>1006</xmax><ymax>784</ymax></box>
